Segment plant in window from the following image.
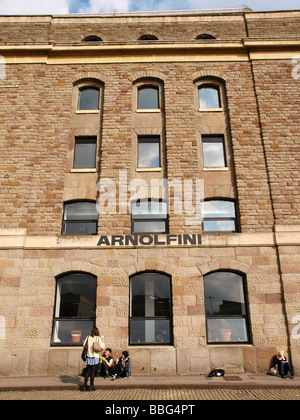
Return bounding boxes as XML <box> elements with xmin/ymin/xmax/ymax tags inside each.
<box><xmin>52</xmin><ymin>273</ymin><xmax>97</xmax><ymax>346</ymax></box>
<box><xmin>204</xmin><ymin>271</ymin><xmax>250</xmax><ymax>344</ymax></box>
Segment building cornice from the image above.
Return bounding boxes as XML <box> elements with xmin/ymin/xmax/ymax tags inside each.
<box><xmin>0</xmin><ymin>38</ymin><xmax>299</xmax><ymax>64</ymax></box>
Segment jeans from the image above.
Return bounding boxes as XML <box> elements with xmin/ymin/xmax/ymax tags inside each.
<box><xmin>278</xmin><ymin>361</ymin><xmax>294</xmax><ymax>377</ymax></box>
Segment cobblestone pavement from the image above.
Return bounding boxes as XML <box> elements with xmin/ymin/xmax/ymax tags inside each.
<box><xmin>1</xmin><ymin>387</ymin><xmax>300</xmax><ymax>400</ymax></box>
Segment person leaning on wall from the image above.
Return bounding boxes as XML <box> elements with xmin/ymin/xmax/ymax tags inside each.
<box><xmin>274</xmin><ymin>351</ymin><xmax>295</xmax><ymax>379</ymax></box>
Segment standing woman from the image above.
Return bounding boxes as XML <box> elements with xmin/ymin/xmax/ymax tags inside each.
<box><xmin>81</xmin><ymin>327</ymin><xmax>105</xmax><ymax>391</ymax></box>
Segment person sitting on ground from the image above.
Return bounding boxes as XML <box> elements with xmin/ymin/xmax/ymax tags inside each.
<box><xmin>100</xmin><ymin>348</ymin><xmax>114</xmax><ymax>379</ymax></box>
<box><xmin>274</xmin><ymin>350</ymin><xmax>295</xmax><ymax>379</ymax></box>
<box><xmin>111</xmin><ymin>351</ymin><xmax>131</xmax><ymax>380</ymax></box>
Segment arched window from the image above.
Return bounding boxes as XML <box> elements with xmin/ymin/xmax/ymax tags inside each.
<box><xmin>62</xmin><ymin>201</ymin><xmax>98</xmax><ymax>235</ymax></box>
<box><xmin>196</xmin><ymin>33</ymin><xmax>216</xmax><ymax>40</ymax></box>
<box><xmin>78</xmin><ymin>87</ymin><xmax>100</xmax><ymax>111</ymax></box>
<box><xmin>52</xmin><ymin>272</ymin><xmax>97</xmax><ymax>346</ymax></box>
<box><xmin>138</xmin><ymin>85</ymin><xmax>159</xmax><ymax>110</ymax></box>
<box><xmin>202</xmin><ymin>199</ymin><xmax>237</xmax><ymax>233</ymax></box>
<box><xmin>82</xmin><ymin>35</ymin><xmax>102</xmax><ymax>42</ymax></box>
<box><xmin>130</xmin><ymin>272</ymin><xmax>172</xmax><ymax>345</ymax></box>
<box><xmin>139</xmin><ymin>34</ymin><xmax>159</xmax><ymax>41</ymax></box>
<box><xmin>204</xmin><ymin>271</ymin><xmax>250</xmax><ymax>344</ymax></box>
<box><xmin>199</xmin><ymin>85</ymin><xmax>221</xmax><ymax>109</ymax></box>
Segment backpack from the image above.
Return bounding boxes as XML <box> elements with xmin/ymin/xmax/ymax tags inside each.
<box><xmin>207</xmin><ymin>369</ymin><xmax>225</xmax><ymax>377</ymax></box>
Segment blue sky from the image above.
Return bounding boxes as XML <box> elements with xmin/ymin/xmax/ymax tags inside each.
<box><xmin>0</xmin><ymin>0</ymin><xmax>298</xmax><ymax>15</ymax></box>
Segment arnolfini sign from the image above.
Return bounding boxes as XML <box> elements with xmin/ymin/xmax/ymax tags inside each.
<box><xmin>97</xmin><ymin>233</ymin><xmax>202</xmax><ymax>247</ymax></box>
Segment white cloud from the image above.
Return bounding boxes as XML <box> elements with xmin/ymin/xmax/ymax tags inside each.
<box><xmin>77</xmin><ymin>0</ymin><xmax>130</xmax><ymax>13</ymax></box>
<box><xmin>0</xmin><ymin>0</ymin><xmax>297</xmax><ymax>16</ymax></box>
<box><xmin>0</xmin><ymin>0</ymin><xmax>69</xmax><ymax>14</ymax></box>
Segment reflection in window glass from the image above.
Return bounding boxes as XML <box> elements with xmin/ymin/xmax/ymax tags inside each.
<box><xmin>130</xmin><ymin>272</ymin><xmax>172</xmax><ymax>344</ymax></box>
<box><xmin>62</xmin><ymin>201</ymin><xmax>98</xmax><ymax>235</ymax></box>
<box><xmin>132</xmin><ymin>200</ymin><xmax>167</xmax><ymax>219</ymax></box>
<box><xmin>138</xmin><ymin>136</ymin><xmax>160</xmax><ymax>168</ymax></box>
<box><xmin>73</xmin><ymin>137</ymin><xmax>97</xmax><ymax>169</ymax></box>
<box><xmin>138</xmin><ymin>86</ymin><xmax>159</xmax><ymax>109</ymax></box>
<box><xmin>199</xmin><ymin>86</ymin><xmax>220</xmax><ymax>109</ymax></box>
<box><xmin>202</xmin><ymin>200</ymin><xmax>237</xmax><ymax>232</ymax></box>
<box><xmin>131</xmin><ymin>199</ymin><xmax>168</xmax><ymax>234</ymax></box>
<box><xmin>78</xmin><ymin>87</ymin><xmax>100</xmax><ymax>110</ymax></box>
<box><xmin>202</xmin><ymin>136</ymin><xmax>226</xmax><ymax>168</ymax></box>
<box><xmin>52</xmin><ymin>273</ymin><xmax>97</xmax><ymax>345</ymax></box>
<box><xmin>204</xmin><ymin>271</ymin><xmax>250</xmax><ymax>343</ymax></box>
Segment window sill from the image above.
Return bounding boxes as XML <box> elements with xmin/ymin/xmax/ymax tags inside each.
<box><xmin>71</xmin><ymin>168</ymin><xmax>97</xmax><ymax>173</ymax></box>
<box><xmin>198</xmin><ymin>108</ymin><xmax>223</xmax><ymax>112</ymax></box>
<box><xmin>75</xmin><ymin>110</ymin><xmax>100</xmax><ymax>114</ymax></box>
<box><xmin>136</xmin><ymin>167</ymin><xmax>162</xmax><ymax>172</ymax></box>
<box><xmin>203</xmin><ymin>167</ymin><xmax>229</xmax><ymax>171</ymax></box>
<box><xmin>136</xmin><ymin>109</ymin><xmax>161</xmax><ymax>113</ymax></box>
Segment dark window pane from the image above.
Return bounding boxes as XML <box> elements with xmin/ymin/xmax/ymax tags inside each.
<box><xmin>57</xmin><ymin>273</ymin><xmax>97</xmax><ymax>318</ymax></box>
<box><xmin>199</xmin><ymin>86</ymin><xmax>220</xmax><ymax>109</ymax></box>
<box><xmin>52</xmin><ymin>273</ymin><xmax>97</xmax><ymax>345</ymax></box>
<box><xmin>131</xmin><ymin>273</ymin><xmax>171</xmax><ymax>318</ymax></box>
<box><xmin>63</xmin><ymin>221</ymin><xmax>98</xmax><ymax>235</ymax></box>
<box><xmin>138</xmin><ymin>136</ymin><xmax>160</xmax><ymax>168</ymax></box>
<box><xmin>204</xmin><ymin>271</ymin><xmax>249</xmax><ymax>344</ymax></box>
<box><xmin>138</xmin><ymin>87</ymin><xmax>159</xmax><ymax>109</ymax></box>
<box><xmin>130</xmin><ymin>272</ymin><xmax>172</xmax><ymax>345</ymax></box>
<box><xmin>202</xmin><ymin>136</ymin><xmax>226</xmax><ymax>168</ymax></box>
<box><xmin>78</xmin><ymin>87</ymin><xmax>99</xmax><ymax>110</ymax></box>
<box><xmin>204</xmin><ymin>272</ymin><xmax>246</xmax><ymax>316</ymax></box>
<box><xmin>73</xmin><ymin>137</ymin><xmax>97</xmax><ymax>169</ymax></box>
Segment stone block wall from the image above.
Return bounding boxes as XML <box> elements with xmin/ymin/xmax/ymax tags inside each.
<box><xmin>0</xmin><ymin>60</ymin><xmax>276</xmax><ymax>234</ymax></box>
<box><xmin>0</xmin><ymin>243</ymin><xmax>294</xmax><ymax>376</ymax></box>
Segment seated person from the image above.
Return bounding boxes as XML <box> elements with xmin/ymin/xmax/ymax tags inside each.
<box><xmin>111</xmin><ymin>351</ymin><xmax>131</xmax><ymax>380</ymax></box>
<box><xmin>100</xmin><ymin>348</ymin><xmax>114</xmax><ymax>379</ymax></box>
<box><xmin>274</xmin><ymin>351</ymin><xmax>294</xmax><ymax>379</ymax></box>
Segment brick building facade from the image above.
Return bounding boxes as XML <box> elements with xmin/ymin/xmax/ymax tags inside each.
<box><xmin>0</xmin><ymin>8</ymin><xmax>300</xmax><ymax>377</ymax></box>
